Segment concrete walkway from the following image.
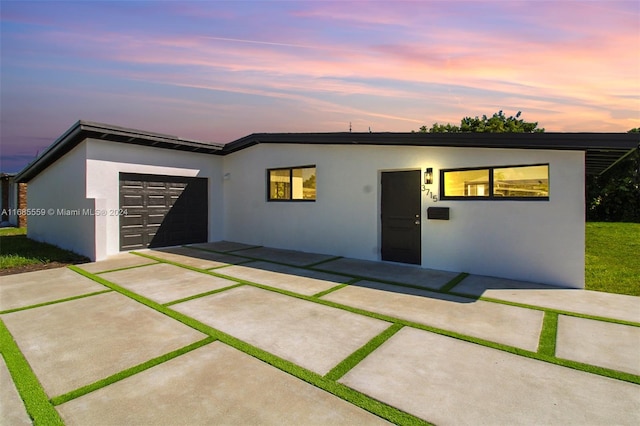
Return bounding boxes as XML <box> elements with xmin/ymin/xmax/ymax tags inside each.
<box><xmin>1</xmin><ymin>242</ymin><xmax>639</xmax><ymax>425</ymax></box>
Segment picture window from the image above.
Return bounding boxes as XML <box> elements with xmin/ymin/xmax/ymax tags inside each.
<box><xmin>441</xmin><ymin>164</ymin><xmax>549</xmax><ymax>200</ymax></box>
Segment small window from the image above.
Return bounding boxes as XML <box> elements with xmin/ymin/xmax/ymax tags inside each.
<box><xmin>268</xmin><ymin>166</ymin><xmax>316</xmax><ymax>201</ymax></box>
<box><xmin>441</xmin><ymin>164</ymin><xmax>549</xmax><ymax>200</ymax></box>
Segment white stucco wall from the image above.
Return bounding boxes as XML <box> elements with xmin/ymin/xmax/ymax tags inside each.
<box><xmin>27</xmin><ymin>142</ymin><xmax>96</xmax><ymax>258</ymax></box>
<box><xmin>25</xmin><ymin>135</ymin><xmax>586</xmax><ymax>287</ymax></box>
<box><xmin>85</xmin><ymin>139</ymin><xmax>223</xmax><ymax>260</ymax></box>
<box><xmin>223</xmin><ymin>144</ymin><xmax>585</xmax><ymax>288</ymax></box>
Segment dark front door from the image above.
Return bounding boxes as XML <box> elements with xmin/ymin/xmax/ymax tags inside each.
<box><xmin>381</xmin><ymin>170</ymin><xmax>421</xmax><ymax>264</ymax></box>
<box><xmin>119</xmin><ymin>173</ymin><xmax>208</xmax><ymax>251</ymax></box>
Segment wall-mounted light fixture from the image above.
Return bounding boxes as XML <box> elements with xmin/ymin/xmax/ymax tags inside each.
<box><xmin>424</xmin><ymin>168</ymin><xmax>433</xmax><ymax>185</ymax></box>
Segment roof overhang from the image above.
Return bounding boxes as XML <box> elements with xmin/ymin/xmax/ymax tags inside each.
<box><xmin>16</xmin><ymin>122</ymin><xmax>639</xmax><ymax>182</ymax></box>
<box><xmin>223</xmin><ymin>132</ymin><xmax>639</xmax><ymax>175</ymax></box>
<box><xmin>15</xmin><ymin>121</ymin><xmax>224</xmax><ymax>182</ymax></box>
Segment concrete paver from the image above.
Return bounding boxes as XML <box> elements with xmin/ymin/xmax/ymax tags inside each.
<box><xmin>0</xmin><ymin>268</ymin><xmax>107</xmax><ymax>311</ymax></box>
<box><xmin>57</xmin><ymin>342</ymin><xmax>390</xmax><ymax>425</ymax></box>
<box><xmin>172</xmin><ymin>285</ymin><xmax>391</xmax><ymax>375</ymax></box>
<box><xmin>556</xmin><ymin>315</ymin><xmax>640</xmax><ymax>375</ymax></box>
<box><xmin>2</xmin><ymin>242</ymin><xmax>638</xmax><ymax>425</ymax></box>
<box><xmin>340</xmin><ymin>327</ymin><xmax>640</xmax><ymax>425</ymax></box>
<box><xmin>452</xmin><ymin>274</ymin><xmax>640</xmax><ymax>323</ymax></box>
<box><xmin>1</xmin><ymin>292</ymin><xmax>206</xmax><ymax>397</ymax></box>
<box><xmin>145</xmin><ymin>246</ymin><xmax>248</xmax><ymax>269</ymax></box>
<box><xmin>0</xmin><ymin>356</ymin><xmax>31</xmax><ymax>426</ymax></box>
<box><xmin>322</xmin><ymin>281</ymin><xmax>544</xmax><ymax>350</ymax></box>
<box><xmin>232</xmin><ymin>246</ymin><xmax>336</xmax><ymax>266</ymax></box>
<box><xmin>219</xmin><ymin>261</ymin><xmax>347</xmax><ymax>296</ymax></box>
<box><xmin>317</xmin><ymin>257</ymin><xmax>458</xmax><ymax>290</ymax></box>
<box><xmin>101</xmin><ymin>263</ymin><xmax>237</xmax><ymax>304</ymax></box>
<box><xmin>77</xmin><ymin>253</ymin><xmax>157</xmax><ymax>273</ymax></box>
<box><xmin>187</xmin><ymin>241</ymin><xmax>258</xmax><ymax>252</ymax></box>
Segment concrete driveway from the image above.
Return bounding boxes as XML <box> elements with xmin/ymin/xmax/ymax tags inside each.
<box><xmin>1</xmin><ymin>242</ymin><xmax>639</xmax><ymax>425</ymax></box>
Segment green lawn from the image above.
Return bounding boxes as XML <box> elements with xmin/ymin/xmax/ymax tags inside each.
<box><xmin>585</xmin><ymin>222</ymin><xmax>640</xmax><ymax>296</ymax></box>
<box><xmin>0</xmin><ymin>228</ymin><xmax>88</xmax><ymax>270</ymax></box>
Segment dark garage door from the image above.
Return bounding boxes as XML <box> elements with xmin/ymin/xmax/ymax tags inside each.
<box><xmin>119</xmin><ymin>173</ymin><xmax>208</xmax><ymax>251</ymax></box>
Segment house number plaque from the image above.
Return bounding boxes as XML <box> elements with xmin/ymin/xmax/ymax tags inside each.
<box><xmin>421</xmin><ymin>186</ymin><xmax>438</xmax><ymax>202</ymax></box>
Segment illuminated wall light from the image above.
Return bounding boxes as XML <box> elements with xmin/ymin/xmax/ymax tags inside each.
<box><xmin>424</xmin><ymin>168</ymin><xmax>433</xmax><ymax>185</ymax></box>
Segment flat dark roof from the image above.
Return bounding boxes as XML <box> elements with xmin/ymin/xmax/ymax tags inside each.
<box><xmin>225</xmin><ymin>132</ymin><xmax>639</xmax><ymax>175</ymax></box>
<box><xmin>15</xmin><ymin>121</ymin><xmax>225</xmax><ymax>182</ymax></box>
<box><xmin>15</xmin><ymin>121</ymin><xmax>639</xmax><ymax>182</ymax></box>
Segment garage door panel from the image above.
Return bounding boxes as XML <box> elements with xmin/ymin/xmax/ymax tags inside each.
<box><xmin>120</xmin><ymin>220</ymin><xmax>144</xmax><ymax>232</ymax></box>
<box><xmin>147</xmin><ymin>213</ymin><xmax>165</xmax><ymax>225</ymax></box>
<box><xmin>122</xmin><ymin>195</ymin><xmax>143</xmax><ymax>208</ymax></box>
<box><xmin>121</xmin><ymin>233</ymin><xmax>144</xmax><ymax>250</ymax></box>
<box><xmin>147</xmin><ymin>195</ymin><xmax>168</xmax><ymax>207</ymax></box>
<box><xmin>147</xmin><ymin>181</ymin><xmax>167</xmax><ymax>189</ymax></box>
<box><xmin>121</xmin><ymin>180</ymin><xmax>144</xmax><ymax>189</ymax></box>
<box><xmin>119</xmin><ymin>173</ymin><xmax>208</xmax><ymax>251</ymax></box>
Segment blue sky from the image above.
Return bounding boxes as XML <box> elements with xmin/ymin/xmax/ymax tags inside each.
<box><xmin>1</xmin><ymin>0</ymin><xmax>639</xmax><ymax>172</ymax></box>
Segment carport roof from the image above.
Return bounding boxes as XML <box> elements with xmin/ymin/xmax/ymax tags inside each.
<box><xmin>15</xmin><ymin>121</ymin><xmax>639</xmax><ymax>182</ymax></box>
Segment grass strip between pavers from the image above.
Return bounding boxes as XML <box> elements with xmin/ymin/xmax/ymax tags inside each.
<box><xmin>311</xmin><ymin>283</ymin><xmax>349</xmax><ymax>298</ymax></box>
<box><xmin>0</xmin><ymin>290</ymin><xmax>113</xmax><ymax>315</ymax></box>
<box><xmin>204</xmin><ymin>259</ymin><xmax>256</xmax><ymax>270</ymax></box>
<box><xmin>130</xmin><ymin>252</ymin><xmax>640</xmax><ymax>385</ymax></box>
<box><xmin>473</xmin><ymin>295</ymin><xmax>640</xmax><ymax>328</ymax></box>
<box><xmin>164</xmin><ymin>283</ymin><xmax>245</xmax><ymax>306</ymax></box>
<box><xmin>130</xmin><ymin>252</ymin><xmax>241</xmax><ymax>278</ymax></box>
<box><xmin>67</xmin><ymin>265</ymin><xmax>215</xmax><ymax>336</ymax></box>
<box><xmin>185</xmin><ymin>245</ymin><xmax>303</xmax><ymax>268</ymax></box>
<box><xmin>538</xmin><ymin>311</ymin><xmax>558</xmax><ymax>356</ymax></box>
<box><xmin>310</xmin><ymin>261</ymin><xmax>640</xmax><ymax>328</ymax></box>
<box><xmin>67</xmin><ymin>264</ymin><xmax>431</xmax><ymax>425</ymax></box>
<box><xmin>438</xmin><ymin>272</ymin><xmax>469</xmax><ymax>292</ymax></box>
<box><xmin>94</xmin><ymin>262</ymin><xmax>161</xmax><ymax>275</ymax></box>
<box><xmin>311</xmin><ymin>265</ymin><xmax>482</xmax><ymax>301</ymax></box>
<box><xmin>50</xmin><ymin>337</ymin><xmax>216</xmax><ymax>405</ymax></box>
<box><xmin>304</xmin><ymin>256</ymin><xmax>344</xmax><ymax>268</ymax></box>
<box><xmin>212</xmin><ymin>324</ymin><xmax>431</xmax><ymax>426</ymax></box>
<box><xmin>185</xmin><ymin>244</ymin><xmax>347</xmax><ymax>273</ymax></box>
<box><xmin>187</xmin><ymin>244</ymin><xmax>347</xmax><ymax>271</ymax></box>
<box><xmin>325</xmin><ymin>323</ymin><xmax>404</xmax><ymax>381</ymax></box>
<box><xmin>243</xmin><ymin>277</ymin><xmax>640</xmax><ymax>385</ymax></box>
<box><xmin>0</xmin><ymin>319</ymin><xmax>65</xmax><ymax>425</ymax></box>
<box><xmin>205</xmin><ymin>244</ymin><xmax>264</xmax><ymax>253</ymax></box>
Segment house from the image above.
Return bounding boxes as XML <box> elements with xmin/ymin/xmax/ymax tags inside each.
<box><xmin>0</xmin><ymin>173</ymin><xmax>27</xmax><ymax>228</ymax></box>
<box><xmin>14</xmin><ymin>121</ymin><xmax>639</xmax><ymax>288</ymax></box>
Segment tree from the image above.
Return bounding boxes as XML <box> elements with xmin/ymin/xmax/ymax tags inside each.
<box><xmin>586</xmin><ymin>128</ymin><xmax>640</xmax><ymax>222</ymax></box>
<box><xmin>416</xmin><ymin>110</ymin><xmax>544</xmax><ymax>133</ymax></box>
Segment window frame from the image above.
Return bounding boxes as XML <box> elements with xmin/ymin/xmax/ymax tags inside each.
<box><xmin>440</xmin><ymin>163</ymin><xmax>549</xmax><ymax>201</ymax></box>
<box><xmin>266</xmin><ymin>165</ymin><xmax>317</xmax><ymax>202</ymax></box>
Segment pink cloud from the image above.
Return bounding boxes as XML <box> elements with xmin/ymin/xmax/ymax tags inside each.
<box><xmin>4</xmin><ymin>1</ymin><xmax>639</xmax><ymax>135</ymax></box>
<box><xmin>59</xmin><ymin>25</ymin><xmax>640</xmax><ymax>131</ymax></box>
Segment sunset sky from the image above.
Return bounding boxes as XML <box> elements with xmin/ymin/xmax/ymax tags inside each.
<box><xmin>1</xmin><ymin>0</ymin><xmax>638</xmax><ymax>172</ymax></box>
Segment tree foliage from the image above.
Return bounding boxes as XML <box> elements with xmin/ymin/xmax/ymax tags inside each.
<box><xmin>586</xmin><ymin>128</ymin><xmax>640</xmax><ymax>223</ymax></box>
<box><xmin>417</xmin><ymin>110</ymin><xmax>544</xmax><ymax>133</ymax></box>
